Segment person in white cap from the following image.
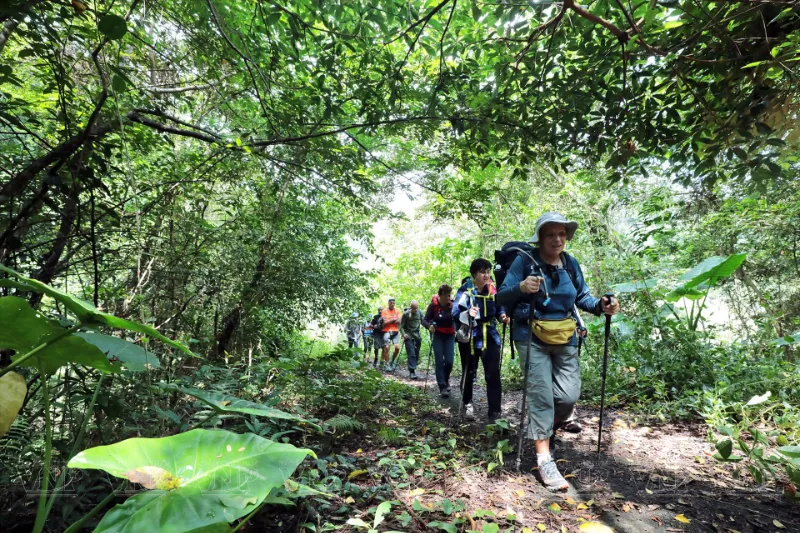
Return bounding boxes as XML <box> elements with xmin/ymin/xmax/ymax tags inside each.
<box><xmin>497</xmin><ymin>212</ymin><xmax>620</xmax><ymax>492</ymax></box>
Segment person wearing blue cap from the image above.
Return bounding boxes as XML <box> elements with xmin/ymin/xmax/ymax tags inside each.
<box><xmin>497</xmin><ymin>212</ymin><xmax>619</xmax><ymax>492</ymax></box>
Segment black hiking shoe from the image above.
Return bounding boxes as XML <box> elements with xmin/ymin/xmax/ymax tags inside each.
<box><xmin>563</xmin><ymin>421</ymin><xmax>582</xmax><ymax>433</ymax></box>
<box><xmin>440</xmin><ymin>388</ymin><xmax>450</xmax><ymax>398</ymax></box>
<box><xmin>409</xmin><ymin>370</ymin><xmax>418</xmax><ymax>379</ymax></box>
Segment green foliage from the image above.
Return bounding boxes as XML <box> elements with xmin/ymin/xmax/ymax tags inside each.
<box><xmin>153</xmin><ymin>381</ymin><xmax>309</xmax><ymax>425</ymax></box>
<box><xmin>0</xmin><ymin>296</ymin><xmax>119</xmax><ymax>375</ymax></box>
<box><xmin>68</xmin><ymin>429</ymin><xmax>315</xmax><ymax>532</ymax></box>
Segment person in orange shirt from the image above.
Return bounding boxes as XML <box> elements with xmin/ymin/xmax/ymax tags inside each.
<box><xmin>381</xmin><ymin>297</ymin><xmax>402</xmax><ymax>368</ymax></box>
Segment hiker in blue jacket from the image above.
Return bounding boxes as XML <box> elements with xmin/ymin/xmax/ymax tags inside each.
<box><xmin>454</xmin><ymin>258</ymin><xmax>510</xmax><ymax>422</ymax></box>
<box><xmin>497</xmin><ymin>212</ymin><xmax>619</xmax><ymax>492</ymax></box>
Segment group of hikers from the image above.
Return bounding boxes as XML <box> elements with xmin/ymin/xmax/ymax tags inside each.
<box><xmin>346</xmin><ymin>213</ymin><xmax>621</xmax><ymax>491</ymax></box>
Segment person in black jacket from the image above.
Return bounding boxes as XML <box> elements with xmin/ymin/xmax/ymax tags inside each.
<box><xmin>370</xmin><ymin>306</ymin><xmax>384</xmax><ymax>366</ymax></box>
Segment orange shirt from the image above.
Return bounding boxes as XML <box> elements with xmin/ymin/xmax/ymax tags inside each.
<box><xmin>381</xmin><ymin>307</ymin><xmax>401</xmax><ymax>332</ymax></box>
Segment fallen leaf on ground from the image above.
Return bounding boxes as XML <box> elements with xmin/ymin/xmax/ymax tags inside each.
<box><xmin>612</xmin><ymin>492</ymin><xmax>624</xmax><ymax>499</ymax></box>
<box><xmin>548</xmin><ymin>502</ymin><xmax>562</xmax><ymax>513</ymax></box>
<box><xmin>347</xmin><ymin>469</ymin><xmax>368</xmax><ymax>480</ymax></box>
<box><xmin>536</xmin><ymin>524</ymin><xmax>546</xmax><ymax>532</ymax></box>
<box><xmin>674</xmin><ymin>513</ymin><xmax>691</xmax><ymax>523</ymax></box>
<box><xmin>408</xmin><ymin>487</ymin><xmax>425</xmax><ymax>496</ymax></box>
<box><xmin>578</xmin><ymin>522</ymin><xmax>614</xmax><ymax>532</ymax></box>
<box><xmin>773</xmin><ymin>519</ymin><xmax>785</xmax><ymax>529</ymax></box>
<box><xmin>563</xmin><ymin>496</ymin><xmax>577</xmax><ymax>505</ymax></box>
<box><xmin>622</xmin><ymin>504</ymin><xmax>631</xmax><ymax>512</ymax></box>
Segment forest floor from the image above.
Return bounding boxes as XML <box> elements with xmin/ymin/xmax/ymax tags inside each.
<box><xmin>283</xmin><ymin>361</ymin><xmax>799</xmax><ymax>533</ymax></box>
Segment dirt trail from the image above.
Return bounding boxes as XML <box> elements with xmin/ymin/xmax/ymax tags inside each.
<box><xmin>384</xmin><ymin>363</ymin><xmax>799</xmax><ymax>533</ymax></box>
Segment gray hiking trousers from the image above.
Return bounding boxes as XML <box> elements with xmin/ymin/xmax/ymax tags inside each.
<box><xmin>514</xmin><ymin>340</ymin><xmax>580</xmax><ymax>441</ymax></box>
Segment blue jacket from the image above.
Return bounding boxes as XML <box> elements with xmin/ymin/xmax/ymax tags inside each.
<box><xmin>454</xmin><ymin>281</ymin><xmax>506</xmax><ymax>350</ymax></box>
<box><xmin>496</xmin><ymin>249</ymin><xmax>602</xmax><ymax>345</ymax></box>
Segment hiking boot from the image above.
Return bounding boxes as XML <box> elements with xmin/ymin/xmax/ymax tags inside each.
<box><xmin>440</xmin><ymin>388</ymin><xmax>450</xmax><ymax>398</ymax></box>
<box><xmin>464</xmin><ymin>403</ymin><xmax>475</xmax><ymax>420</ymax></box>
<box><xmin>549</xmin><ymin>434</ymin><xmax>563</xmax><ymax>452</ymax></box>
<box><xmin>538</xmin><ymin>459</ymin><xmax>569</xmax><ymax>492</ymax></box>
<box><xmin>409</xmin><ymin>370</ymin><xmax>418</xmax><ymax>379</ymax></box>
<box><xmin>487</xmin><ymin>412</ymin><xmax>502</xmax><ymax>424</ymax></box>
<box><xmin>563</xmin><ymin>421</ymin><xmax>582</xmax><ymax>433</ymax></box>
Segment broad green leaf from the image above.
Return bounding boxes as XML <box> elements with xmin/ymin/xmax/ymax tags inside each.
<box><xmin>0</xmin><ymin>372</ymin><xmax>26</xmax><ymax>438</ymax></box>
<box><xmin>374</xmin><ymin>500</ymin><xmax>392</xmax><ymax>528</ymax></box>
<box><xmin>715</xmin><ymin>439</ymin><xmax>733</xmax><ymax>459</ymax></box>
<box><xmin>154</xmin><ymin>382</ymin><xmax>313</xmax><ymax>427</ymax></box>
<box><xmin>777</xmin><ymin>446</ymin><xmax>800</xmax><ymax>459</ymax></box>
<box><xmin>0</xmin><ymin>296</ymin><xmax>119</xmax><ymax>375</ymax></box>
<box><xmin>664</xmin><ymin>286</ymin><xmax>706</xmax><ymax>302</ymax></box>
<box><xmin>612</xmin><ymin>279</ymin><xmax>657</xmax><ymax>294</ymax></box>
<box><xmin>0</xmin><ymin>266</ymin><xmax>196</xmax><ymax>358</ymax></box>
<box><xmin>441</xmin><ymin>498</ymin><xmax>453</xmax><ymax>515</ymax></box>
<box><xmin>427</xmin><ymin>521</ymin><xmax>458</xmax><ymax>533</ymax></box>
<box><xmin>76</xmin><ymin>332</ymin><xmax>160</xmax><ymax>371</ymax></box>
<box><xmin>346</xmin><ymin>518</ymin><xmax>370</xmax><ymax>529</ymax></box>
<box><xmin>98</xmin><ymin>14</ymin><xmax>128</xmax><ymax>40</ymax></box>
<box><xmin>677</xmin><ymin>254</ymin><xmax>747</xmax><ymax>289</ymax></box>
<box><xmin>68</xmin><ymin>429</ymin><xmax>315</xmax><ymax>533</ymax></box>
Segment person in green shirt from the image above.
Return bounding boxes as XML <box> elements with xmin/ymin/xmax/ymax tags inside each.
<box><xmin>399</xmin><ymin>300</ymin><xmax>423</xmax><ymax>378</ymax></box>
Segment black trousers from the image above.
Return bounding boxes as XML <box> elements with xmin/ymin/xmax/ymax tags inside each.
<box><xmin>458</xmin><ymin>340</ymin><xmax>502</xmax><ymax>415</ymax></box>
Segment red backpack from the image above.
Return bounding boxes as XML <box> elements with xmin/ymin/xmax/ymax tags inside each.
<box><xmin>431</xmin><ymin>294</ymin><xmax>455</xmax><ymax>335</ymax></box>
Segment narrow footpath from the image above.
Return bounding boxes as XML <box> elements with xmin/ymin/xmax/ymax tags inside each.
<box><xmin>382</xmin><ymin>363</ymin><xmax>799</xmax><ymax>533</ymax></box>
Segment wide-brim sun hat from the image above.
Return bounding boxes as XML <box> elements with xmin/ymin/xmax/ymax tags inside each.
<box><xmin>530</xmin><ymin>212</ymin><xmax>578</xmax><ymax>243</ymax></box>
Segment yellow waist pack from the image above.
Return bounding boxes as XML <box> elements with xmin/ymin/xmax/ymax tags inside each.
<box><xmin>532</xmin><ymin>318</ymin><xmax>576</xmax><ymax>345</ymax></box>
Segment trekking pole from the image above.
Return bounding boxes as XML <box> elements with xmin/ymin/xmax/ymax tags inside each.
<box><xmin>596</xmin><ymin>293</ymin><xmax>615</xmax><ymax>455</ymax></box>
<box><xmin>423</xmin><ymin>330</ymin><xmax>434</xmax><ymax>393</ymax></box>
<box><xmin>499</xmin><ymin>322</ymin><xmax>507</xmax><ymax>377</ymax></box>
<box><xmin>515</xmin><ymin>323</ymin><xmax>535</xmax><ymax>472</ymax></box>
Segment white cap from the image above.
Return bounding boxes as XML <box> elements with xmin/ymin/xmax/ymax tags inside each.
<box><xmin>530</xmin><ymin>212</ymin><xmax>578</xmax><ymax>243</ymax></box>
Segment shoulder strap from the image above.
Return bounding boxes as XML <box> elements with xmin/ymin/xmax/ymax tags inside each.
<box><xmin>560</xmin><ymin>252</ymin><xmax>579</xmax><ymax>289</ymax></box>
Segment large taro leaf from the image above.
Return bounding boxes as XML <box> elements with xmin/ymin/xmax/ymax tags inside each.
<box><xmin>0</xmin><ymin>371</ymin><xmax>26</xmax><ymax>438</ymax></box>
<box><xmin>611</xmin><ymin>278</ymin><xmax>658</xmax><ymax>294</ymax></box>
<box><xmin>677</xmin><ymin>254</ymin><xmax>747</xmax><ymax>289</ymax></box>
<box><xmin>0</xmin><ymin>265</ymin><xmax>196</xmax><ymax>358</ymax></box>
<box><xmin>0</xmin><ymin>296</ymin><xmax>119</xmax><ymax>375</ymax></box>
<box><xmin>68</xmin><ymin>429</ymin><xmax>314</xmax><ymax>533</ymax></box>
<box><xmin>76</xmin><ymin>332</ymin><xmax>160</xmax><ymax>371</ymax></box>
<box><xmin>154</xmin><ymin>383</ymin><xmax>317</xmax><ymax>429</ymax></box>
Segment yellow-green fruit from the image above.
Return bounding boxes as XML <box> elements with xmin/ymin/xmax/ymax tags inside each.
<box><xmin>0</xmin><ymin>371</ymin><xmax>27</xmax><ymax>437</ymax></box>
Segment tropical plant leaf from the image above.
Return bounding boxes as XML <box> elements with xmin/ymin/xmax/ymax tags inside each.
<box><xmin>0</xmin><ymin>371</ymin><xmax>26</xmax><ymax>438</ymax></box>
<box><xmin>97</xmin><ymin>14</ymin><xmax>128</xmax><ymax>40</ymax></box>
<box><xmin>678</xmin><ymin>254</ymin><xmax>747</xmax><ymax>289</ymax></box>
<box><xmin>0</xmin><ymin>265</ymin><xmax>196</xmax><ymax>357</ymax></box>
<box><xmin>0</xmin><ymin>296</ymin><xmax>119</xmax><ymax>375</ymax></box>
<box><xmin>612</xmin><ymin>278</ymin><xmax>658</xmax><ymax>294</ymax></box>
<box><xmin>76</xmin><ymin>332</ymin><xmax>160</xmax><ymax>371</ymax></box>
<box><xmin>68</xmin><ymin>429</ymin><xmax>315</xmax><ymax>533</ymax></box>
<box><xmin>664</xmin><ymin>286</ymin><xmax>707</xmax><ymax>302</ymax></box>
<box><xmin>154</xmin><ymin>382</ymin><xmax>314</xmax><ymax>427</ymax></box>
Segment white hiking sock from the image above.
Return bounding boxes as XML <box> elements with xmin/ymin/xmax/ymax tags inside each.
<box><xmin>537</xmin><ymin>452</ymin><xmax>552</xmax><ymax>465</ymax></box>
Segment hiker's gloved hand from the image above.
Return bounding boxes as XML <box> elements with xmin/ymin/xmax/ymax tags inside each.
<box><xmin>520</xmin><ymin>275</ymin><xmax>543</xmax><ymax>294</ymax></box>
<box><xmin>428</xmin><ymin>325</ymin><xmax>436</xmax><ymax>333</ymax></box>
<box><xmin>500</xmin><ymin>314</ymin><xmax>511</xmax><ymax>325</ymax></box>
<box><xmin>468</xmin><ymin>306</ymin><xmax>479</xmax><ymax>318</ymax></box>
<box><xmin>403</xmin><ymin>334</ymin><xmax>409</xmax><ymax>340</ymax></box>
<box><xmin>601</xmin><ymin>297</ymin><xmax>620</xmax><ymax>315</ymax></box>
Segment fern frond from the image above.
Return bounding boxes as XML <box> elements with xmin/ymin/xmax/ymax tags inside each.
<box><xmin>324</xmin><ymin>414</ymin><xmax>365</xmax><ymax>433</ymax></box>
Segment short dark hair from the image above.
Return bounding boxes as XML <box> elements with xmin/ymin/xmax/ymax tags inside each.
<box><xmin>438</xmin><ymin>284</ymin><xmax>452</xmax><ymax>296</ymax></box>
<box><xmin>469</xmin><ymin>258</ymin><xmax>492</xmax><ymax>277</ymax></box>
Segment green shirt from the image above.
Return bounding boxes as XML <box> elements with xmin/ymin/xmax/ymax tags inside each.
<box><xmin>399</xmin><ymin>309</ymin><xmax>422</xmax><ymax>341</ymax></box>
